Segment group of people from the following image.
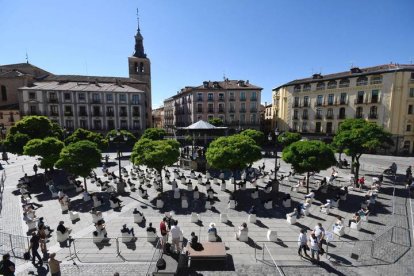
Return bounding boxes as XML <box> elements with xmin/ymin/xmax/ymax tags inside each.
<box><xmin>297</xmin><ymin>223</ymin><xmax>326</xmax><ymax>262</ymax></box>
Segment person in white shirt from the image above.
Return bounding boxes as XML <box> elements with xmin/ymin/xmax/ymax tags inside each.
<box><xmin>169</xmin><ymin>220</ymin><xmax>182</xmax><ymax>253</ymax></box>
<box><xmin>297</xmin><ymin>229</ymin><xmax>309</xmax><ymax>257</ymax></box>
<box><xmin>314</xmin><ymin>223</ymin><xmax>325</xmax><ymax>247</ymax></box>
<box><xmin>309</xmin><ymin>233</ymin><xmax>320</xmax><ymax>261</ymax></box>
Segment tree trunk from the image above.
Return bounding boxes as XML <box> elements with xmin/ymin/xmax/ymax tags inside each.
<box><xmin>306</xmin><ymin>171</ymin><xmax>310</xmax><ymax>194</ymax></box>
<box><xmin>83</xmin><ymin>177</ymin><xmax>88</xmax><ymax>192</ymax></box>
<box><xmin>355</xmin><ymin>157</ymin><xmax>360</xmax><ymax>187</ymax></box>
<box><xmin>351</xmin><ymin>156</ymin><xmax>355</xmax><ymax>174</ymax></box>
<box><xmin>158</xmin><ymin>168</ymin><xmax>163</xmax><ymax>193</ymax></box>
<box><xmin>233</xmin><ymin>170</ymin><xmax>237</xmax><ymax>192</ymax></box>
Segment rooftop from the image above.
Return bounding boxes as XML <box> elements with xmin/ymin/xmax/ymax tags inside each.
<box><xmin>19</xmin><ymin>81</ymin><xmax>145</xmax><ymax>93</ymax></box>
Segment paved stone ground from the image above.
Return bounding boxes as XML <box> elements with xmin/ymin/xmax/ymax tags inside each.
<box><xmin>0</xmin><ymin>152</ymin><xmax>412</xmax><ymax>275</ymax></box>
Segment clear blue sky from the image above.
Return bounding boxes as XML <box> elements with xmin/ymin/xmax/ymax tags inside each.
<box><xmin>1</xmin><ymin>0</ymin><xmax>413</xmax><ymax>108</ymax></box>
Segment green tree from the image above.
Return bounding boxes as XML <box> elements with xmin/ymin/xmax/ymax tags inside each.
<box><xmin>208</xmin><ymin>117</ymin><xmax>223</xmax><ymax>127</ymax></box>
<box><xmin>332</xmin><ymin>119</ymin><xmax>393</xmax><ymax>183</ymax></box>
<box><xmin>240</xmin><ymin>129</ymin><xmax>265</xmax><ymax>146</ymax></box>
<box><xmin>105</xmin><ymin>129</ymin><xmax>137</xmax><ymax>147</ymax></box>
<box><xmin>131</xmin><ymin>138</ymin><xmax>180</xmax><ymax>192</ymax></box>
<box><xmin>206</xmin><ymin>134</ymin><xmax>261</xmax><ymax>191</ymax></box>
<box><xmin>5</xmin><ymin>132</ymin><xmax>30</xmax><ymax>154</ymax></box>
<box><xmin>277</xmin><ymin>131</ymin><xmax>302</xmax><ymax>148</ymax></box>
<box><xmin>282</xmin><ymin>140</ymin><xmax>337</xmax><ymax>193</ymax></box>
<box><xmin>55</xmin><ymin>140</ymin><xmax>102</xmax><ymax>192</ymax></box>
<box><xmin>66</xmin><ymin>128</ymin><xmax>108</xmax><ymax>150</ymax></box>
<box><xmin>141</xmin><ymin>128</ymin><xmax>166</xmax><ymax>140</ymax></box>
<box><xmin>23</xmin><ymin>137</ymin><xmax>64</xmax><ymax>171</ymax></box>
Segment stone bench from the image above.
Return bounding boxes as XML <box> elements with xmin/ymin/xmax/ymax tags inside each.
<box><xmin>350</xmin><ymin>220</ymin><xmax>362</xmax><ymax>231</ymax></box>
<box><xmin>266</xmin><ymin>230</ymin><xmax>277</xmax><ymax>242</ymax></box>
<box><xmin>286</xmin><ymin>214</ymin><xmax>296</xmax><ymax>225</ymax></box>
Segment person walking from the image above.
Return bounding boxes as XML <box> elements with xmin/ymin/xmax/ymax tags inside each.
<box><xmin>160</xmin><ymin>218</ymin><xmax>168</xmax><ymax>252</ymax></box>
<box><xmin>33</xmin><ymin>164</ymin><xmax>38</xmax><ymax>175</ymax></box>
<box><xmin>309</xmin><ymin>233</ymin><xmax>320</xmax><ymax>262</ymax></box>
<box><xmin>1</xmin><ymin>253</ymin><xmax>15</xmax><ymax>275</ymax></box>
<box><xmin>28</xmin><ymin>232</ymin><xmax>43</xmax><ymax>266</ymax></box>
<box><xmin>297</xmin><ymin>229</ymin><xmax>309</xmax><ymax>257</ymax></box>
<box><xmin>170</xmin><ymin>220</ymin><xmax>182</xmax><ymax>254</ymax></box>
<box><xmin>48</xmin><ymin>253</ymin><xmax>61</xmax><ymax>276</ymax></box>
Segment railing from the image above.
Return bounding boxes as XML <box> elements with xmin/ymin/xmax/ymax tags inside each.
<box><xmin>145</xmin><ymin>239</ymin><xmax>162</xmax><ymax>276</ymax></box>
<box><xmin>0</xmin><ymin>232</ymin><xmax>30</xmax><ymax>258</ymax></box>
<box><xmin>260</xmin><ymin>243</ymin><xmax>285</xmax><ymax>275</ymax></box>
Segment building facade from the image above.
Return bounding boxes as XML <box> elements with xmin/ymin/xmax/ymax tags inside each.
<box><xmin>261</xmin><ymin>103</ymin><xmax>273</xmax><ymax>134</ymax></box>
<box><xmin>163</xmin><ymin>79</ymin><xmax>262</xmax><ymax>132</ymax></box>
<box><xmin>152</xmin><ymin>106</ymin><xmax>164</xmax><ymax>129</ymax></box>
<box><xmin>272</xmin><ymin>64</ymin><xmax>414</xmax><ymax>154</ymax></box>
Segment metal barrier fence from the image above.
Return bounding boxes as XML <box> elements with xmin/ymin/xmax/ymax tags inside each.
<box><xmin>258</xmin><ymin>242</ymin><xmax>285</xmax><ymax>276</ymax></box>
<box><xmin>0</xmin><ymin>232</ymin><xmax>30</xmax><ymax>259</ymax></box>
<box><xmin>72</xmin><ymin>236</ymin><xmax>160</xmax><ymax>264</ymax></box>
<box><xmin>145</xmin><ymin>239</ymin><xmax>162</xmax><ymax>276</ymax></box>
<box><xmin>0</xmin><ymin>170</ymin><xmax>6</xmax><ymax>214</ymax></box>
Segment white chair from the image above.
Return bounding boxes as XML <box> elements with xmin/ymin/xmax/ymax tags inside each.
<box><xmin>221</xmin><ymin>182</ymin><xmax>226</xmax><ymax>191</ymax></box>
<box><xmin>286</xmin><ymin>215</ymin><xmax>297</xmax><ymax>225</ymax></box>
<box><xmin>133</xmin><ymin>213</ymin><xmax>144</xmax><ymax>223</ymax></box>
<box><xmin>301</xmin><ymin>207</ymin><xmax>310</xmax><ymax>216</ymax></box>
<box><xmin>69</xmin><ymin>211</ymin><xmax>80</xmax><ymax>221</ymax></box>
<box><xmin>334</xmin><ymin>226</ymin><xmax>345</xmax><ymax>236</ymax></box>
<box><xmin>248</xmin><ymin>214</ymin><xmax>256</xmax><ymax>223</ymax></box>
<box><xmin>251</xmin><ymin>191</ymin><xmax>258</xmax><ymax>199</ymax></box>
<box><xmin>93</xmin><ymin>231</ymin><xmax>105</xmax><ymax>243</ymax></box>
<box><xmin>208</xmin><ymin>232</ymin><xmax>217</xmax><ymax>242</ymax></box>
<box><xmin>92</xmin><ymin>213</ymin><xmax>103</xmax><ymax>224</ymax></box>
<box><xmin>193</xmin><ymin>191</ymin><xmax>199</xmax><ymax>199</ymax></box>
<box><xmin>264</xmin><ymin>201</ymin><xmax>272</xmax><ymax>210</ymax></box>
<box><xmin>205</xmin><ymin>201</ymin><xmax>212</xmax><ymax>209</ymax></box>
<box><xmin>282</xmin><ymin>199</ymin><xmax>291</xmax><ymax>208</ymax></box>
<box><xmin>110</xmin><ymin>200</ymin><xmax>120</xmax><ymax>209</ymax></box>
<box><xmin>205</xmin><ymin>183</ymin><xmax>211</xmax><ymax>190</ymax></box>
<box><xmin>147</xmin><ymin>231</ymin><xmax>158</xmax><ymax>242</ymax></box>
<box><xmin>331</xmin><ymin>199</ymin><xmax>339</xmax><ymax>208</ymax></box>
<box><xmin>57</xmin><ymin>231</ymin><xmax>70</xmax><ymax>243</ymax></box>
<box><xmin>220</xmin><ymin>214</ymin><xmax>228</xmax><ymax>223</ymax></box>
<box><xmin>213</xmin><ymin>178</ymin><xmax>218</xmax><ymax>185</ymax></box>
<box><xmin>122</xmin><ymin>232</ymin><xmax>134</xmax><ymax>243</ymax></box>
<box><xmin>93</xmin><ymin>197</ymin><xmax>102</xmax><ymax>208</ymax></box>
<box><xmin>351</xmin><ymin>220</ymin><xmax>362</xmax><ymax>230</ymax></box>
<box><xmin>174</xmin><ymin>188</ymin><xmax>180</xmax><ymax>199</ymax></box>
<box><xmin>229</xmin><ymin>200</ymin><xmax>237</xmax><ymax>209</ymax></box>
<box><xmin>190</xmin><ymin>212</ymin><xmax>200</xmax><ymax>223</ymax></box>
<box><xmin>237</xmin><ymin>230</ymin><xmax>248</xmax><ymax>242</ymax></box>
<box><xmin>181</xmin><ymin>199</ymin><xmax>188</xmax><ymax>209</ymax></box>
<box><xmin>267</xmin><ymin>230</ymin><xmax>278</xmax><ymax>242</ymax></box>
<box><xmin>60</xmin><ymin>203</ymin><xmax>69</xmax><ymax>212</ymax></box>
<box><xmin>197</xmin><ymin>178</ymin><xmax>202</xmax><ymax>185</ymax></box>
<box><xmin>156</xmin><ymin>199</ymin><xmax>164</xmax><ymax>209</ymax></box>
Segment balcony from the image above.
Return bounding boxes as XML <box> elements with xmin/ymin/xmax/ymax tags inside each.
<box><xmin>93</xmin><ymin>112</ymin><xmax>101</xmax><ymax>117</ymax></box>
<box><xmin>326</xmin><ymin>101</ymin><xmax>334</xmax><ymax>106</ymax></box>
<box><xmin>132</xmin><ymin>112</ymin><xmax>140</xmax><ymax>117</ymax></box>
<box><xmin>218</xmin><ymin>109</ymin><xmax>225</xmax><ymax>113</ymax></box>
<box><xmin>337</xmin><ymin>114</ymin><xmax>346</xmax><ymax>120</ymax></box>
<box><xmin>293</xmin><ymin>115</ymin><xmax>299</xmax><ymax>120</ymax></box>
<box><xmin>218</xmin><ymin>97</ymin><xmax>225</xmax><ymax>102</ymax></box>
<box><xmin>240</xmin><ymin>97</ymin><xmax>246</xmax><ymax>102</ymax></box>
<box><xmin>370</xmin><ymin>79</ymin><xmax>382</xmax><ymax>85</ymax></box>
<box><xmin>356</xmin><ymin>80</ymin><xmax>368</xmax><ymax>86</ymax></box>
<box><xmin>197</xmin><ymin>109</ymin><xmax>203</xmax><ymax>113</ymax></box>
<box><xmin>368</xmin><ymin>113</ymin><xmax>378</xmax><ymax>119</ymax></box>
<box><xmin>327</xmin><ymin>84</ymin><xmax>337</xmax><ymax>89</ymax></box>
<box><xmin>292</xmin><ymin>103</ymin><xmax>300</xmax><ymax>108</ymax></box>
<box><xmin>64</xmin><ymin>112</ymin><xmax>73</xmax><ymax>117</ymax></box>
<box><xmin>48</xmin><ymin>98</ymin><xmax>58</xmax><ymax>103</ymax></box>
<box><xmin>339</xmin><ymin>83</ymin><xmax>350</xmax><ymax>88</ymax></box>
<box><xmin>315</xmin><ymin>102</ymin><xmax>323</xmax><ymax>107</ymax></box>
<box><xmin>208</xmin><ymin>98</ymin><xmax>214</xmax><ymax>102</ymax></box>
<box><xmin>369</xmin><ymin>97</ymin><xmax>380</xmax><ymax>104</ymax></box>
<box><xmin>92</xmin><ymin>99</ymin><xmax>101</xmax><ymax>104</ymax></box>
<box><xmin>229</xmin><ymin>97</ymin><xmax>235</xmax><ymax>101</ymax></box>
<box><xmin>354</xmin><ymin>98</ymin><xmax>364</xmax><ymax>105</ymax></box>
<box><xmin>106</xmin><ymin>112</ymin><xmax>114</xmax><ymax>116</ymax></box>
<box><xmin>250</xmin><ymin>108</ymin><xmax>257</xmax><ymax>112</ymax></box>
<box><xmin>355</xmin><ymin>114</ymin><xmax>364</xmax><ymax>119</ymax></box>
<box><xmin>229</xmin><ymin>108</ymin><xmax>235</xmax><ymax>113</ymax></box>
<box><xmin>303</xmin><ymin>85</ymin><xmax>311</xmax><ymax>92</ymax></box>
<box><xmin>293</xmin><ymin>88</ymin><xmax>301</xmax><ymax>93</ymax></box>
<box><xmin>315</xmin><ymin>114</ymin><xmax>322</xmax><ymax>120</ymax></box>
<box><xmin>336</xmin><ymin>99</ymin><xmax>348</xmax><ymax>105</ymax></box>
<box><xmin>326</xmin><ymin>114</ymin><xmax>334</xmax><ymax>120</ymax></box>
<box><xmin>50</xmin><ymin>112</ymin><xmax>59</xmax><ymax>117</ymax></box>
<box><xmin>250</xmin><ymin>97</ymin><xmax>257</xmax><ymax>101</ymax></box>
<box><xmin>302</xmin><ymin>115</ymin><xmax>308</xmax><ymax>120</ymax></box>
<box><xmin>79</xmin><ymin>112</ymin><xmax>87</xmax><ymax>117</ymax></box>
<box><xmin>120</xmin><ymin>113</ymin><xmax>127</xmax><ymax>117</ymax></box>
<box><xmin>303</xmin><ymin>102</ymin><xmax>310</xmax><ymax>107</ymax></box>
<box><xmin>197</xmin><ymin>98</ymin><xmax>203</xmax><ymax>102</ymax></box>
<box><xmin>131</xmin><ymin>101</ymin><xmax>140</xmax><ymax>105</ymax></box>
<box><xmin>207</xmin><ymin>109</ymin><xmax>214</xmax><ymax>113</ymax></box>
<box><xmin>240</xmin><ymin>109</ymin><xmax>246</xmax><ymax>113</ymax></box>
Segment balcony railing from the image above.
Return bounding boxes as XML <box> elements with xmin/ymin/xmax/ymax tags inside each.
<box><xmin>370</xmin><ymin>79</ymin><xmax>382</xmax><ymax>85</ymax></box>
<box><xmin>48</xmin><ymin>98</ymin><xmax>59</xmax><ymax>103</ymax></box>
<box><xmin>229</xmin><ymin>108</ymin><xmax>235</xmax><ymax>113</ymax></box>
<box><xmin>368</xmin><ymin>113</ymin><xmax>378</xmax><ymax>119</ymax></box>
<box><xmin>354</xmin><ymin>98</ymin><xmax>364</xmax><ymax>105</ymax></box>
<box><xmin>120</xmin><ymin>113</ymin><xmax>127</xmax><ymax>117</ymax></box>
<box><xmin>92</xmin><ymin>99</ymin><xmax>101</xmax><ymax>104</ymax></box>
<box><xmin>315</xmin><ymin>114</ymin><xmax>322</xmax><ymax>120</ymax></box>
<box><xmin>315</xmin><ymin>102</ymin><xmax>323</xmax><ymax>107</ymax></box>
<box><xmin>50</xmin><ymin>112</ymin><xmax>59</xmax><ymax>116</ymax></box>
<box><xmin>327</xmin><ymin>84</ymin><xmax>337</xmax><ymax>89</ymax></box>
<box><xmin>303</xmin><ymin>86</ymin><xmax>311</xmax><ymax>91</ymax></box>
<box><xmin>131</xmin><ymin>101</ymin><xmax>140</xmax><ymax>105</ymax></box>
<box><xmin>302</xmin><ymin>115</ymin><xmax>308</xmax><ymax>120</ymax></box>
<box><xmin>208</xmin><ymin>109</ymin><xmax>214</xmax><ymax>113</ymax></box>
<box><xmin>93</xmin><ymin>112</ymin><xmax>101</xmax><ymax>117</ymax></box>
<box><xmin>356</xmin><ymin>81</ymin><xmax>368</xmax><ymax>86</ymax></box>
<box><xmin>326</xmin><ymin>114</ymin><xmax>334</xmax><ymax>120</ymax></box>
<box><xmin>336</xmin><ymin>99</ymin><xmax>348</xmax><ymax>105</ymax></box>
<box><xmin>197</xmin><ymin>98</ymin><xmax>203</xmax><ymax>102</ymax></box>
<box><xmin>208</xmin><ymin>98</ymin><xmax>214</xmax><ymax>102</ymax></box>
<box><xmin>240</xmin><ymin>97</ymin><xmax>246</xmax><ymax>102</ymax></box>
<box><xmin>250</xmin><ymin>108</ymin><xmax>257</xmax><ymax>112</ymax></box>
<box><xmin>64</xmin><ymin>112</ymin><xmax>73</xmax><ymax>116</ymax></box>
<box><xmin>292</xmin><ymin>103</ymin><xmax>300</xmax><ymax>108</ymax></box>
<box><xmin>355</xmin><ymin>114</ymin><xmax>364</xmax><ymax>119</ymax></box>
<box><xmin>132</xmin><ymin>112</ymin><xmax>140</xmax><ymax>117</ymax></box>
<box><xmin>303</xmin><ymin>102</ymin><xmax>310</xmax><ymax>107</ymax></box>
<box><xmin>106</xmin><ymin>112</ymin><xmax>114</xmax><ymax>116</ymax></box>
<box><xmin>250</xmin><ymin>97</ymin><xmax>257</xmax><ymax>101</ymax></box>
<box><xmin>293</xmin><ymin>115</ymin><xmax>299</xmax><ymax>120</ymax></box>
<box><xmin>79</xmin><ymin>112</ymin><xmax>87</xmax><ymax>116</ymax></box>
<box><xmin>229</xmin><ymin>97</ymin><xmax>235</xmax><ymax>101</ymax></box>
<box><xmin>293</xmin><ymin>88</ymin><xmax>301</xmax><ymax>93</ymax></box>
<box><xmin>218</xmin><ymin>97</ymin><xmax>225</xmax><ymax>101</ymax></box>
<box><xmin>197</xmin><ymin>109</ymin><xmax>203</xmax><ymax>113</ymax></box>
<box><xmin>369</xmin><ymin>97</ymin><xmax>380</xmax><ymax>104</ymax></box>
<box><xmin>240</xmin><ymin>109</ymin><xmax>246</xmax><ymax>113</ymax></box>
<box><xmin>337</xmin><ymin>114</ymin><xmax>346</xmax><ymax>119</ymax></box>
<box><xmin>327</xmin><ymin>101</ymin><xmax>334</xmax><ymax>106</ymax></box>
<box><xmin>218</xmin><ymin>109</ymin><xmax>225</xmax><ymax>113</ymax></box>
<box><xmin>339</xmin><ymin>83</ymin><xmax>350</xmax><ymax>88</ymax></box>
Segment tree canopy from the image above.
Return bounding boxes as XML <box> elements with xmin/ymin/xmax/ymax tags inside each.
<box><xmin>208</xmin><ymin>117</ymin><xmax>223</xmax><ymax>127</ymax></box>
<box><xmin>332</xmin><ymin>118</ymin><xmax>393</xmax><ymax>181</ymax></box>
<box><xmin>240</xmin><ymin>129</ymin><xmax>265</xmax><ymax>146</ymax></box>
<box><xmin>131</xmin><ymin>138</ymin><xmax>180</xmax><ymax>192</ymax></box>
<box><xmin>66</xmin><ymin>128</ymin><xmax>108</xmax><ymax>150</ymax></box>
<box><xmin>5</xmin><ymin>132</ymin><xmax>30</xmax><ymax>154</ymax></box>
<box><xmin>206</xmin><ymin>134</ymin><xmax>261</xmax><ymax>190</ymax></box>
<box><xmin>282</xmin><ymin>140</ymin><xmax>336</xmax><ymax>193</ymax></box>
<box><xmin>141</xmin><ymin>128</ymin><xmax>166</xmax><ymax>140</ymax></box>
<box><xmin>55</xmin><ymin>140</ymin><xmax>101</xmax><ymax>191</ymax></box>
<box><xmin>23</xmin><ymin>137</ymin><xmax>64</xmax><ymax>170</ymax></box>
<box><xmin>278</xmin><ymin>131</ymin><xmax>302</xmax><ymax>148</ymax></box>
<box><xmin>105</xmin><ymin>129</ymin><xmax>137</xmax><ymax>147</ymax></box>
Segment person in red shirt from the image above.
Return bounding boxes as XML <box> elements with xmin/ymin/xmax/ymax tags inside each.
<box><xmin>159</xmin><ymin>217</ymin><xmax>168</xmax><ymax>252</ymax></box>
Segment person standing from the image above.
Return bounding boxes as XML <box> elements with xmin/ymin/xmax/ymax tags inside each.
<box><xmin>33</xmin><ymin>164</ymin><xmax>38</xmax><ymax>175</ymax></box>
<box><xmin>48</xmin><ymin>253</ymin><xmax>61</xmax><ymax>276</ymax></box>
<box><xmin>160</xmin><ymin>218</ymin><xmax>168</xmax><ymax>252</ymax></box>
<box><xmin>1</xmin><ymin>253</ymin><xmax>15</xmax><ymax>275</ymax></box>
<box><xmin>170</xmin><ymin>220</ymin><xmax>182</xmax><ymax>253</ymax></box>
<box><xmin>28</xmin><ymin>232</ymin><xmax>43</xmax><ymax>266</ymax></box>
<box><xmin>309</xmin><ymin>233</ymin><xmax>320</xmax><ymax>262</ymax></box>
<box><xmin>297</xmin><ymin>229</ymin><xmax>309</xmax><ymax>257</ymax></box>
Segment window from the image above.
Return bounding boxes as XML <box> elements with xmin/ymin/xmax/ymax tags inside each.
<box><xmin>93</xmin><ymin>106</ymin><xmax>100</xmax><ymax>116</ymax></box>
<box><xmin>339</xmin><ymin>107</ymin><xmax>346</xmax><ymax>119</ymax></box>
<box><xmin>92</xmin><ymin>93</ymin><xmax>100</xmax><ymax>103</ymax></box>
<box><xmin>80</xmin><ymin>120</ymin><xmax>87</xmax><ymax>129</ymax></box>
<box><xmin>328</xmin><ymin>94</ymin><xmax>334</xmax><ymax>105</ymax></box>
<box><xmin>250</xmin><ymin>102</ymin><xmax>256</xmax><ymax>112</ymax></box>
<box><xmin>327</xmin><ymin>80</ymin><xmax>337</xmax><ymax>89</ymax></box>
<box><xmin>293</xmin><ymin>109</ymin><xmax>299</xmax><ymax>120</ymax></box>
<box><xmin>356</xmin><ymin>76</ymin><xmax>368</xmax><ymax>86</ymax></box>
<box><xmin>197</xmin><ymin>104</ymin><xmax>202</xmax><ymax>113</ymax></box>
<box><xmin>339</xmin><ymin>78</ymin><xmax>350</xmax><ymax>88</ymax></box>
<box><xmin>240</xmin><ymin>114</ymin><xmax>245</xmax><ymax>123</ymax></box>
<box><xmin>356</xmin><ymin>106</ymin><xmax>363</xmax><ymax>118</ymax></box>
<box><xmin>411</xmin><ymin>72</ymin><xmax>414</xmax><ymax>80</ymax></box>
<box><xmin>370</xmin><ymin>75</ymin><xmax>382</xmax><ymax>85</ymax></box>
<box><xmin>326</xmin><ymin>108</ymin><xmax>333</xmax><ymax>119</ymax></box>
<box><xmin>64</xmin><ymin>106</ymin><xmax>72</xmax><ymax>116</ymax></box>
<box><xmin>1</xmin><ymin>85</ymin><xmax>6</xmax><ymax>101</ymax></box>
<box><xmin>302</xmin><ymin>109</ymin><xmax>308</xmax><ymax>120</ymax></box>
<box><xmin>303</xmin><ymin>83</ymin><xmax>311</xmax><ymax>91</ymax></box>
<box><xmin>78</xmin><ymin>93</ymin><xmax>85</xmax><ymax>101</ymax></box>
<box><xmin>93</xmin><ymin>120</ymin><xmax>102</xmax><ymax>130</ymax></box>
<box><xmin>294</xmin><ymin>85</ymin><xmax>301</xmax><ymax>92</ymax></box>
<box><xmin>240</xmin><ymin>91</ymin><xmax>246</xmax><ymax>101</ymax></box>
<box><xmin>107</xmin><ymin>120</ymin><xmax>115</xmax><ymax>130</ymax></box>
<box><xmin>356</xmin><ymin>91</ymin><xmax>364</xmax><ymax>104</ymax></box>
<box><xmin>316</xmin><ymin>95</ymin><xmax>323</xmax><ymax>106</ymax></box>
<box><xmin>208</xmin><ymin>93</ymin><xmax>213</xmax><ymax>101</ymax></box>
<box><xmin>326</xmin><ymin>122</ymin><xmax>333</xmax><ymax>134</ymax></box>
<box><xmin>404</xmin><ymin>141</ymin><xmax>411</xmax><ymax>151</ymax></box>
<box><xmin>316</xmin><ymin>82</ymin><xmax>325</xmax><ymax>90</ymax></box>
<box><xmin>50</xmin><ymin>106</ymin><xmax>58</xmax><ymax>116</ymax></box>
<box><xmin>303</xmin><ymin>96</ymin><xmax>309</xmax><ymax>107</ymax></box>
<box><xmin>49</xmin><ymin>92</ymin><xmax>57</xmax><ymax>102</ymax></box>
<box><xmin>229</xmin><ymin>114</ymin><xmax>235</xmax><ymax>122</ymax></box>
<box><xmin>229</xmin><ymin>102</ymin><xmax>235</xmax><ymax>112</ymax></box>
<box><xmin>293</xmin><ymin>122</ymin><xmax>298</xmax><ymax>131</ymax></box>
<box><xmin>120</xmin><ymin>120</ymin><xmax>128</xmax><ymax>129</ymax></box>
<box><xmin>316</xmin><ymin>108</ymin><xmax>322</xmax><ymax>119</ymax></box>
<box><xmin>132</xmin><ymin>94</ymin><xmax>140</xmax><ymax>104</ymax></box>
<box><xmin>408</xmin><ymin>105</ymin><xmax>413</xmax><ymax>115</ymax></box>
<box><xmin>120</xmin><ymin>106</ymin><xmax>127</xmax><ymax>116</ymax></box>
<box><xmin>29</xmin><ymin>92</ymin><xmax>36</xmax><ymax>100</ymax></box>
<box><xmin>65</xmin><ymin>120</ymin><xmax>73</xmax><ymax>129</ymax></box>
<box><xmin>302</xmin><ymin>122</ymin><xmax>307</xmax><ymax>132</ymax></box>
<box><xmin>208</xmin><ymin>115</ymin><xmax>213</xmax><ymax>121</ymax></box>
<box><xmin>371</xmin><ymin>90</ymin><xmax>379</xmax><ymax>103</ymax></box>
<box><xmin>79</xmin><ymin>106</ymin><xmax>87</xmax><ymax>116</ymax></box>
<box><xmin>132</xmin><ymin>106</ymin><xmax>140</xmax><ymax>116</ymax></box>
<box><xmin>229</xmin><ymin>92</ymin><xmax>235</xmax><ymax>101</ymax></box>
<box><xmin>133</xmin><ymin>120</ymin><xmax>140</xmax><ymax>130</ymax></box>
<box><xmin>294</xmin><ymin>97</ymin><xmax>299</xmax><ymax>107</ymax></box>
<box><xmin>240</xmin><ymin>103</ymin><xmax>246</xmax><ymax>112</ymax></box>
<box><xmin>119</xmin><ymin>94</ymin><xmax>127</xmax><ymax>102</ymax></box>
<box><xmin>219</xmin><ymin>93</ymin><xmax>224</xmax><ymax>101</ymax></box>
<box><xmin>410</xmin><ymin>88</ymin><xmax>414</xmax><ymax>97</ymax></box>
<box><xmin>250</xmin><ymin>113</ymin><xmax>256</xmax><ymax>123</ymax></box>
<box><xmin>29</xmin><ymin>105</ymin><xmax>37</xmax><ymax>115</ymax></box>
<box><xmin>64</xmin><ymin>93</ymin><xmax>71</xmax><ymax>101</ymax></box>
<box><xmin>218</xmin><ymin>103</ymin><xmax>225</xmax><ymax>112</ymax></box>
<box><xmin>197</xmin><ymin>93</ymin><xmax>203</xmax><ymax>101</ymax></box>
<box><xmin>107</xmin><ymin>106</ymin><xmax>114</xmax><ymax>116</ymax></box>
<box><xmin>407</xmin><ymin>125</ymin><xmax>412</xmax><ymax>132</ymax></box>
<box><xmin>340</xmin><ymin>93</ymin><xmax>347</xmax><ymax>104</ymax></box>
<box><xmin>106</xmin><ymin>93</ymin><xmax>113</xmax><ymax>102</ymax></box>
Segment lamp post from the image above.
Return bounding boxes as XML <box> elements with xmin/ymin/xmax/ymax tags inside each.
<box><xmin>268</xmin><ymin>129</ymin><xmax>280</xmax><ymax>193</ymax></box>
<box><xmin>109</xmin><ymin>129</ymin><xmax>128</xmax><ymax>194</ymax></box>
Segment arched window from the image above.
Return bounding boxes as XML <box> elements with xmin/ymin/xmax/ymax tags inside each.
<box><xmin>139</xmin><ymin>62</ymin><xmax>145</xmax><ymax>73</ymax></box>
<box><xmin>1</xmin><ymin>85</ymin><xmax>7</xmax><ymax>101</ymax></box>
<box><xmin>339</xmin><ymin>78</ymin><xmax>350</xmax><ymax>88</ymax></box>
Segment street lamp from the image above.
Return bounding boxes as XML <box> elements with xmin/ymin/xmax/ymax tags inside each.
<box><xmin>268</xmin><ymin>129</ymin><xmax>280</xmax><ymax>192</ymax></box>
<box><xmin>109</xmin><ymin>129</ymin><xmax>128</xmax><ymax>194</ymax></box>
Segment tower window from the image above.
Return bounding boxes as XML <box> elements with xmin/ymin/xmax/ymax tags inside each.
<box><xmin>1</xmin><ymin>85</ymin><xmax>7</xmax><ymax>101</ymax></box>
<box><xmin>139</xmin><ymin>62</ymin><xmax>144</xmax><ymax>73</ymax></box>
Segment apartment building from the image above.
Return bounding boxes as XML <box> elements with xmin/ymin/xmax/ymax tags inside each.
<box><xmin>163</xmin><ymin>79</ymin><xmax>262</xmax><ymax>132</ymax></box>
<box><xmin>19</xmin><ymin>80</ymin><xmax>145</xmax><ymax>132</ymax></box>
<box><xmin>152</xmin><ymin>106</ymin><xmax>164</xmax><ymax>129</ymax></box>
<box><xmin>272</xmin><ymin>63</ymin><xmax>414</xmax><ymax>154</ymax></box>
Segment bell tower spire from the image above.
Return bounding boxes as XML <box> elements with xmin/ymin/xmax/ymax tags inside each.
<box><xmin>133</xmin><ymin>8</ymin><xmax>146</xmax><ymax>58</ymax></box>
